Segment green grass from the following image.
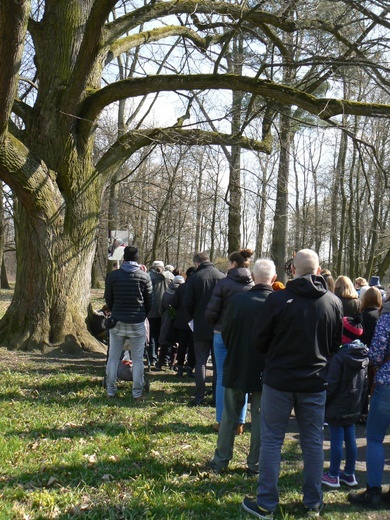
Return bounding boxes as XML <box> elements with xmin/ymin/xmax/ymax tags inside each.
<box><xmin>0</xmin><ymin>349</ymin><xmax>388</xmax><ymax>519</ymax></box>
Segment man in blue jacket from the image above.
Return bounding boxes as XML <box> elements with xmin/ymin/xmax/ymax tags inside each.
<box><xmin>104</xmin><ymin>246</ymin><xmax>152</xmax><ymax>401</ymax></box>
<box><xmin>242</xmin><ymin>249</ymin><xmax>343</xmax><ymax>519</ymax></box>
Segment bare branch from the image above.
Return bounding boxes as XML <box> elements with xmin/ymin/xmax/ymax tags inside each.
<box><xmin>95</xmin><ymin>127</ymin><xmax>272</xmax><ymax>180</ymax></box>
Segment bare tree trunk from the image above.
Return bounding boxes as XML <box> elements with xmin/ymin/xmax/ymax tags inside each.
<box><xmin>271</xmin><ymin>109</ymin><xmax>292</xmax><ymax>282</ymax></box>
<box><xmin>0</xmin><ymin>184</ymin><xmax>8</xmax><ymax>289</ymax></box>
<box><xmin>1</xmin><ymin>257</ymin><xmax>10</xmax><ymax>289</ymax></box>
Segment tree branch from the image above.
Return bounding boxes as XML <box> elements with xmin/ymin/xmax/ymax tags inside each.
<box><xmin>80</xmin><ymin>74</ymin><xmax>390</xmax><ymax>133</ymax></box>
<box><xmin>0</xmin><ymin>0</ymin><xmax>30</xmax><ymax>138</ymax></box>
<box><xmin>95</xmin><ymin>127</ymin><xmax>272</xmax><ymax>180</ymax></box>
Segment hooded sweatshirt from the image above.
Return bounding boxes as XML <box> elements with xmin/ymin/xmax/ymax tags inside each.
<box><xmin>148</xmin><ymin>266</ymin><xmax>173</xmax><ymax>319</ymax></box>
<box><xmin>325</xmin><ymin>340</ymin><xmax>369</xmax><ymax>426</ymax></box>
<box><xmin>253</xmin><ymin>274</ymin><xmax>343</xmax><ymax>393</ymax></box>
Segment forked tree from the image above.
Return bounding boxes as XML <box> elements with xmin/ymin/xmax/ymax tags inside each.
<box><xmin>0</xmin><ymin>0</ymin><xmax>389</xmax><ymax>352</ymax></box>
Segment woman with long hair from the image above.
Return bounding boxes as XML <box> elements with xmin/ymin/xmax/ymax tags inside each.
<box><xmin>334</xmin><ymin>276</ymin><xmax>361</xmax><ymax>317</ymax></box>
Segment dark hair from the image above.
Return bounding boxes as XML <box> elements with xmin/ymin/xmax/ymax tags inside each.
<box><xmin>193</xmin><ymin>252</ymin><xmax>209</xmax><ymax>264</ymax></box>
<box><xmin>186</xmin><ymin>266</ymin><xmax>197</xmax><ymax>278</ymax></box>
<box><xmin>123</xmin><ymin>246</ymin><xmax>139</xmax><ymax>262</ymax></box>
<box><xmin>228</xmin><ymin>248</ymin><xmax>253</xmax><ymax>268</ymax></box>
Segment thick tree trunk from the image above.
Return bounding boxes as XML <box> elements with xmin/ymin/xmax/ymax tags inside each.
<box><xmin>0</xmin><ymin>182</ymin><xmax>106</xmax><ymax>354</ymax></box>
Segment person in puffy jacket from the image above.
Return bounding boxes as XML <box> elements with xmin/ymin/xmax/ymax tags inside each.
<box><xmin>322</xmin><ymin>315</ymin><xmax>369</xmax><ymax>489</ymax></box>
<box><xmin>104</xmin><ymin>246</ymin><xmax>152</xmax><ymax>401</ymax></box>
<box><xmin>205</xmin><ymin>248</ymin><xmax>254</xmax><ymax>433</ymax></box>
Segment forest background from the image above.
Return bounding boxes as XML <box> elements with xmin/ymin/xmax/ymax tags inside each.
<box><xmin>0</xmin><ymin>0</ymin><xmax>389</xmax><ymax>353</ymax></box>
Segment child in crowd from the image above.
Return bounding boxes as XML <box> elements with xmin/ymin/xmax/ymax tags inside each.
<box><xmin>322</xmin><ymin>315</ymin><xmax>369</xmax><ymax>488</ymax></box>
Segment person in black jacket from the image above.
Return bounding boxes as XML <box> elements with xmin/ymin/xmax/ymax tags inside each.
<box><xmin>322</xmin><ymin>316</ymin><xmax>369</xmax><ymax>489</ymax></box>
<box><xmin>205</xmin><ymin>248</ymin><xmax>254</xmax><ymax>433</ymax></box>
<box><xmin>184</xmin><ymin>252</ymin><xmax>225</xmax><ymax>406</ymax></box>
<box><xmin>104</xmin><ymin>246</ymin><xmax>153</xmax><ymax>401</ymax></box>
<box><xmin>209</xmin><ymin>258</ymin><xmax>276</xmax><ymax>475</ymax></box>
<box><xmin>171</xmin><ymin>266</ymin><xmax>197</xmax><ymax>377</ymax></box>
<box><xmin>156</xmin><ymin>275</ymin><xmax>185</xmax><ymax>369</ymax></box>
<box><xmin>242</xmin><ymin>249</ymin><xmax>343</xmax><ymax>519</ymax></box>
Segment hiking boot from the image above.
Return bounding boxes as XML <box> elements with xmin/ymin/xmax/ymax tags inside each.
<box><xmin>322</xmin><ymin>472</ymin><xmax>340</xmax><ymax>488</ymax></box>
<box><xmin>242</xmin><ymin>497</ymin><xmax>273</xmax><ymax>519</ymax></box>
<box><xmin>339</xmin><ymin>471</ymin><xmax>358</xmax><ymax>487</ymax></box>
<box><xmin>304</xmin><ymin>502</ymin><xmax>324</xmax><ymax>517</ymax></box>
<box><xmin>348</xmin><ymin>486</ymin><xmax>381</xmax><ymax>507</ymax></box>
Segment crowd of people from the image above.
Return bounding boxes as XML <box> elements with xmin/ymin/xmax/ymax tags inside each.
<box><xmin>100</xmin><ymin>244</ymin><xmax>390</xmax><ymax>517</ymax></box>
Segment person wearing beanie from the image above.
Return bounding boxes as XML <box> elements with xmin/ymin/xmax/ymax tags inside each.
<box><xmin>369</xmin><ymin>275</ymin><xmax>380</xmax><ymax>287</ymax></box>
<box><xmin>368</xmin><ymin>275</ymin><xmax>386</xmax><ymax>301</ymax></box>
<box><xmin>341</xmin><ymin>315</ymin><xmax>364</xmax><ymax>345</ymax></box>
<box><xmin>104</xmin><ymin>246</ymin><xmax>153</xmax><ymax>401</ymax></box>
<box><xmin>156</xmin><ymin>274</ymin><xmax>185</xmax><ymax>369</ymax></box>
<box><xmin>322</xmin><ymin>314</ymin><xmax>368</xmax><ymax>489</ymax></box>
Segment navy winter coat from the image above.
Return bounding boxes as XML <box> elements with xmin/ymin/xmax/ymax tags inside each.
<box><xmin>325</xmin><ymin>341</ymin><xmax>369</xmax><ymax>426</ymax></box>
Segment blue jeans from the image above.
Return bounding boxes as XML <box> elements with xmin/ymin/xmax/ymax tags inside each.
<box><xmin>213</xmin><ymin>332</ymin><xmax>247</xmax><ymax>423</ymax></box>
<box><xmin>257</xmin><ymin>384</ymin><xmax>325</xmax><ymax>512</ymax></box>
<box><xmin>328</xmin><ymin>424</ymin><xmax>356</xmax><ymax>476</ymax></box>
<box><xmin>366</xmin><ymin>383</ymin><xmax>390</xmax><ymax>487</ymax></box>
<box><xmin>107</xmin><ymin>321</ymin><xmax>146</xmax><ymax>398</ymax></box>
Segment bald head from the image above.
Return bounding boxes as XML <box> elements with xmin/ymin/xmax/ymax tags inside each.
<box><xmin>293</xmin><ymin>249</ymin><xmax>320</xmax><ymax>277</ymax></box>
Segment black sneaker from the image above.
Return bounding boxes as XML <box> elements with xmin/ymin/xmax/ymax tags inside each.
<box><xmin>242</xmin><ymin>497</ymin><xmax>273</xmax><ymax>519</ymax></box>
<box><xmin>348</xmin><ymin>486</ymin><xmax>381</xmax><ymax>507</ymax></box>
